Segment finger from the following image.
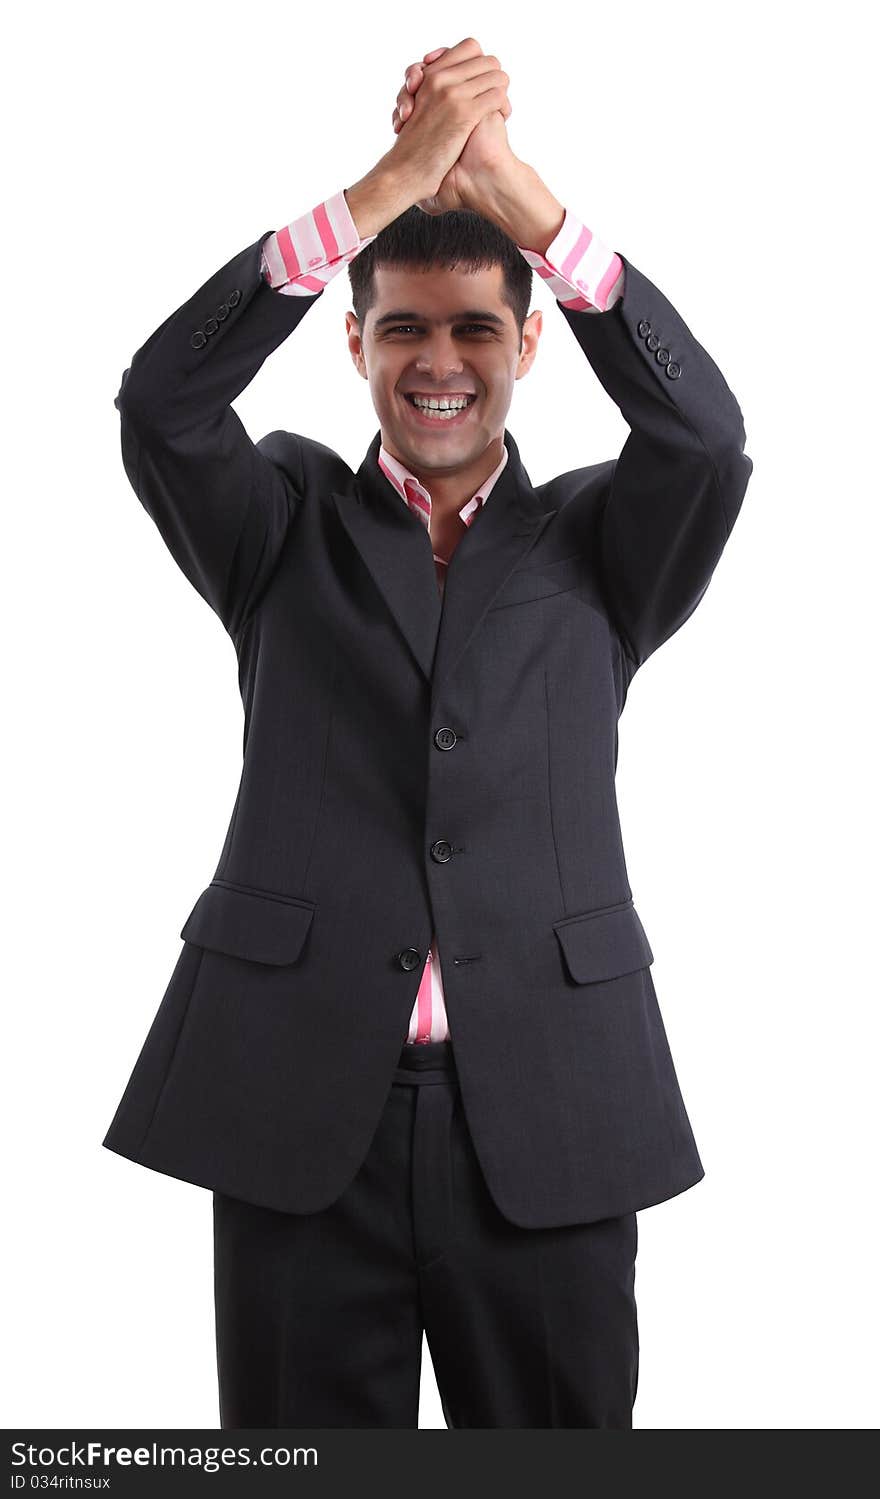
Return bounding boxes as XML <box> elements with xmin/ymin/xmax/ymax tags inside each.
<box><xmin>472</xmin><ymin>82</ymin><xmax>511</xmax><ymax>120</ymax></box>
<box><xmin>469</xmin><ymin>70</ymin><xmax>509</xmax><ymax>107</ymax></box>
<box><xmin>420</xmin><ymin>38</ymin><xmax>483</xmax><ymax>69</ymax></box>
<box><xmin>393</xmin><ymin>91</ymin><xmax>418</xmax><ymax>129</ymax></box>
<box><xmin>401</xmin><ymin>67</ymin><xmax>421</xmax><ymax>104</ymax></box>
<box><xmin>399</xmin><ymin>62</ymin><xmax>425</xmax><ymax>122</ymax></box>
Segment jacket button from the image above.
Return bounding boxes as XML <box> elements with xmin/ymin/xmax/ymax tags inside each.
<box><xmin>190</xmin><ymin>330</ymin><xmax>207</xmax><ymax>349</ymax></box>
<box><xmin>638</xmin><ymin>318</ymin><xmax>651</xmax><ymax>338</ymax></box>
<box><xmin>665</xmin><ymin>361</ymin><xmax>682</xmax><ymax>379</ymax></box>
<box><xmin>216</xmin><ymin>303</ymin><xmax>229</xmax><ymax>321</ymax></box>
<box><xmin>656</xmin><ymin>347</ymin><xmax>670</xmax><ymax>366</ymax></box>
<box><xmin>228</xmin><ymin>288</ymin><xmax>242</xmax><ymax>307</ymax></box>
<box><xmin>204</xmin><ymin>316</ymin><xmax>219</xmax><ymax>335</ymax></box>
<box><xmin>398</xmin><ymin>948</ymin><xmax>421</xmax><ymax>971</ymax></box>
<box><xmin>646</xmin><ymin>332</ymin><xmax>661</xmax><ymax>352</ymax></box>
<box><xmin>434</xmin><ymin>726</ymin><xmax>457</xmax><ymax>750</ymax></box>
<box><xmin>431</xmin><ymin>839</ymin><xmax>453</xmax><ymax>863</ymax></box>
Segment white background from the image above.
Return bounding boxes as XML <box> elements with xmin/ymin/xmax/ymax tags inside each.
<box><xmin>4</xmin><ymin>0</ymin><xmax>876</xmax><ymax>1430</ymax></box>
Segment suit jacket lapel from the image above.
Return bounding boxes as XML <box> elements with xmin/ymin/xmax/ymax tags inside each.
<box><xmin>332</xmin><ymin>429</ymin><xmax>556</xmax><ymax>693</ymax></box>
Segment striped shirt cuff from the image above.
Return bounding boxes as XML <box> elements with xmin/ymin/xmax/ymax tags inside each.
<box><xmin>517</xmin><ymin>207</ymin><xmax>624</xmax><ymax>313</ymax></box>
<box><xmin>260</xmin><ymin>188</ymin><xmax>375</xmax><ymax>296</ymax></box>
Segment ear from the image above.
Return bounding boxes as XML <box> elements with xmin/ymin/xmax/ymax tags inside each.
<box><xmin>345</xmin><ymin>313</ymin><xmax>369</xmax><ymax>378</ymax></box>
<box><xmin>517</xmin><ymin>308</ymin><xmax>543</xmax><ymax>374</ymax></box>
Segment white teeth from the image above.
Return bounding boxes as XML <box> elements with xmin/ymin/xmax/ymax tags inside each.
<box><xmin>408</xmin><ymin>394</ymin><xmax>474</xmax><ymax>420</ymax></box>
<box><xmin>411</xmin><ymin>396</ymin><xmax>472</xmax><ymax>409</ymax></box>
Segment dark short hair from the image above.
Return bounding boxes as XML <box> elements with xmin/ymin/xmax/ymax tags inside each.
<box><xmin>347</xmin><ymin>206</ymin><xmax>533</xmax><ymax>348</ymax></box>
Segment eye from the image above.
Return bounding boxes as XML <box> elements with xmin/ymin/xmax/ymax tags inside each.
<box><xmin>388</xmin><ymin>324</ymin><xmax>495</xmax><ymax>335</ymax></box>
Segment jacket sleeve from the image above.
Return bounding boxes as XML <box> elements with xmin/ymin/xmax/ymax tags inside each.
<box><xmin>557</xmin><ymin>252</ymin><xmax>754</xmax><ymax>670</ymax></box>
<box><xmin>114</xmin><ymin>229</ymin><xmax>323</xmax><ymax>637</ymax></box>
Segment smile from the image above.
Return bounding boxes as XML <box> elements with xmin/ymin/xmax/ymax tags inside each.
<box><xmin>401</xmin><ymin>393</ymin><xmax>478</xmax><ymax>428</ymax></box>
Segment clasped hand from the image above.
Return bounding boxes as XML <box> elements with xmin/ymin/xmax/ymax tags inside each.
<box><xmin>389</xmin><ymin>37</ymin><xmax>516</xmax><ymax>215</ymax></box>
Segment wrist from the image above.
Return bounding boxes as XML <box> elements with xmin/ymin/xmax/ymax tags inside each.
<box><xmin>468</xmin><ymin>156</ymin><xmax>565</xmax><ymax>255</ymax></box>
<box><xmin>345</xmin><ymin>159</ymin><xmax>418</xmax><ymax>239</ymax></box>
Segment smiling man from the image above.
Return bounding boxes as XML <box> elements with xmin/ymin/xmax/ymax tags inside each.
<box><xmin>103</xmin><ymin>39</ymin><xmax>753</xmax><ymax>1429</ymax></box>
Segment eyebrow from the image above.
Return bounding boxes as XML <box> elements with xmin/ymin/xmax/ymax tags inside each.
<box><xmin>373</xmin><ymin>309</ymin><xmax>507</xmax><ymax>329</ymax></box>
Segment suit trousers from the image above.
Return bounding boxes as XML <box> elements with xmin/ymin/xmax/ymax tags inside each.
<box><xmin>212</xmin><ymin>1040</ymin><xmax>640</xmax><ymax>1428</ymax></box>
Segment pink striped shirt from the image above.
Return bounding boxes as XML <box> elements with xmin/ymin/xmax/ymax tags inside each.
<box><xmin>260</xmin><ymin>189</ymin><xmax>625</xmax><ymax>1045</ymax></box>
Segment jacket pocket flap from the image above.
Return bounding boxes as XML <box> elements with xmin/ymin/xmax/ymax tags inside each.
<box><xmin>180</xmin><ymin>880</ymin><xmax>316</xmax><ymax>965</ymax></box>
<box><xmin>553</xmin><ymin>899</ymin><xmax>654</xmax><ymax>984</ymax></box>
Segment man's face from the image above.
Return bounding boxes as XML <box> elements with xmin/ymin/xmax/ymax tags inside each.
<box><xmin>346</xmin><ymin>262</ymin><xmax>541</xmax><ymax>480</ymax></box>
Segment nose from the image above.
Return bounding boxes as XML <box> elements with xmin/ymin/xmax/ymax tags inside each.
<box><xmin>415</xmin><ymin>344</ymin><xmax>468</xmax><ymax>383</ymax></box>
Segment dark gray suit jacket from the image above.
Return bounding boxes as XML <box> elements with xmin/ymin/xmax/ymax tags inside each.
<box><xmin>102</xmin><ymin>227</ymin><xmax>753</xmax><ymax>1227</ymax></box>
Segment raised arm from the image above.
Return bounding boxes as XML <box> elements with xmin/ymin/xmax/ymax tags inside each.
<box><xmin>556</xmin><ymin>252</ymin><xmax>753</xmax><ymax>670</ymax></box>
<box><xmin>463</xmin><ymin>150</ymin><xmax>752</xmax><ymax>669</ymax></box>
<box><xmin>115</xmin><ymin>230</ymin><xmax>323</xmax><ymax>638</ymax></box>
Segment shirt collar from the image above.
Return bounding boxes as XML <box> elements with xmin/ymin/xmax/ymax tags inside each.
<box><xmin>378</xmin><ymin>441</ymin><xmax>510</xmax><ymax>531</ymax></box>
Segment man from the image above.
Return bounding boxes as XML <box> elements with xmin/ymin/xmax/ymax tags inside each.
<box><xmin>103</xmin><ymin>38</ymin><xmax>753</xmax><ymax>1428</ymax></box>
